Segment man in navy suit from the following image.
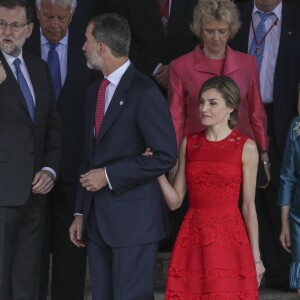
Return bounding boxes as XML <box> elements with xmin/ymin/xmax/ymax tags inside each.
<box><xmin>0</xmin><ymin>0</ymin><xmax>61</xmax><ymax>298</ymax></box>
<box><xmin>69</xmin><ymin>13</ymin><xmax>177</xmax><ymax>299</ymax></box>
<box><xmin>117</xmin><ymin>0</ymin><xmax>198</xmax><ymax>249</ymax></box>
<box><xmin>23</xmin><ymin>0</ymin><xmax>100</xmax><ymax>299</ymax></box>
<box><xmin>230</xmin><ymin>0</ymin><xmax>299</xmax><ymax>290</ymax></box>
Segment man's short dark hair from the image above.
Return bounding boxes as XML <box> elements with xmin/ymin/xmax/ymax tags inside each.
<box><xmin>0</xmin><ymin>0</ymin><xmax>34</xmax><ymax>23</ymax></box>
<box><xmin>89</xmin><ymin>13</ymin><xmax>131</xmax><ymax>58</ymax></box>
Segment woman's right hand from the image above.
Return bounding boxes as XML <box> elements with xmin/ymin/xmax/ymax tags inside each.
<box><xmin>279</xmin><ymin>222</ymin><xmax>291</xmax><ymax>253</ymax></box>
<box><xmin>255</xmin><ymin>260</ymin><xmax>265</xmax><ymax>287</ymax></box>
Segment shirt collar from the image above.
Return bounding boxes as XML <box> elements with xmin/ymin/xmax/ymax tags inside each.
<box><xmin>40</xmin><ymin>29</ymin><xmax>69</xmax><ymax>47</ymax></box>
<box><xmin>106</xmin><ymin>59</ymin><xmax>131</xmax><ymax>86</ymax></box>
<box><xmin>1</xmin><ymin>49</ymin><xmax>25</xmax><ymax>68</ymax></box>
<box><xmin>252</xmin><ymin>1</ymin><xmax>282</xmax><ymax>22</ymax></box>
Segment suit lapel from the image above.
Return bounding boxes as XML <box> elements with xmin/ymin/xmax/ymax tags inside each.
<box><xmin>275</xmin><ymin>3</ymin><xmax>294</xmax><ymax>74</ymax></box>
<box><xmin>223</xmin><ymin>46</ymin><xmax>240</xmax><ymax>76</ymax></box>
<box><xmin>96</xmin><ymin>65</ymin><xmax>135</xmax><ymax>144</ymax></box>
<box><xmin>193</xmin><ymin>45</ymin><xmax>239</xmax><ymax>76</ymax></box>
<box><xmin>23</xmin><ymin>52</ymin><xmax>41</xmax><ymax>124</ymax></box>
<box><xmin>168</xmin><ymin>0</ymin><xmax>187</xmax><ymax>27</ymax></box>
<box><xmin>0</xmin><ymin>52</ymin><xmax>33</xmax><ymax>120</ymax></box>
<box><xmin>237</xmin><ymin>3</ymin><xmax>253</xmax><ymax>53</ymax></box>
<box><xmin>140</xmin><ymin>0</ymin><xmax>165</xmax><ymax>38</ymax></box>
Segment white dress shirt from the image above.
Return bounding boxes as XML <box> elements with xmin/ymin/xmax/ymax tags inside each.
<box><xmin>248</xmin><ymin>2</ymin><xmax>282</xmax><ymax>103</ymax></box>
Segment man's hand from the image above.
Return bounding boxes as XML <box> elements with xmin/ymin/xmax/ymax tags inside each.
<box><xmin>258</xmin><ymin>152</ymin><xmax>271</xmax><ymax>189</ymax></box>
<box><xmin>80</xmin><ymin>168</ymin><xmax>107</xmax><ymax>192</ymax></box>
<box><xmin>0</xmin><ymin>61</ymin><xmax>7</xmax><ymax>84</ymax></box>
<box><xmin>69</xmin><ymin>215</ymin><xmax>85</xmax><ymax>248</ymax></box>
<box><xmin>32</xmin><ymin>170</ymin><xmax>54</xmax><ymax>194</ymax></box>
<box><xmin>154</xmin><ymin>64</ymin><xmax>169</xmax><ymax>89</ymax></box>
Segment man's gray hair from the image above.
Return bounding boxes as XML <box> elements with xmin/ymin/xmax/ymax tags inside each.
<box><xmin>35</xmin><ymin>0</ymin><xmax>77</xmax><ymax>12</ymax></box>
<box><xmin>90</xmin><ymin>13</ymin><xmax>131</xmax><ymax>58</ymax></box>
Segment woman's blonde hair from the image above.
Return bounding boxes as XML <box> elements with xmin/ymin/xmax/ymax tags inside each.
<box><xmin>191</xmin><ymin>0</ymin><xmax>241</xmax><ymax>41</ymax></box>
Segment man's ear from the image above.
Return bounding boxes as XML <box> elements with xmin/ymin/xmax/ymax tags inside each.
<box><xmin>26</xmin><ymin>22</ymin><xmax>34</xmax><ymax>39</ymax></box>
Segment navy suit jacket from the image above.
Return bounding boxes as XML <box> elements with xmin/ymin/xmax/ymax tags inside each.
<box><xmin>117</xmin><ymin>0</ymin><xmax>198</xmax><ymax>77</ymax></box>
<box><xmin>24</xmin><ymin>25</ymin><xmax>96</xmax><ymax>183</ymax></box>
<box><xmin>230</xmin><ymin>1</ymin><xmax>299</xmax><ymax>157</ymax></box>
<box><xmin>75</xmin><ymin>64</ymin><xmax>177</xmax><ymax>247</ymax></box>
<box><xmin>0</xmin><ymin>50</ymin><xmax>61</xmax><ymax>206</ymax></box>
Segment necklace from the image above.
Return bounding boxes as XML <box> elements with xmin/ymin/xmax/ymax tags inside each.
<box><xmin>251</xmin><ymin>14</ymin><xmax>278</xmax><ymax>56</ymax></box>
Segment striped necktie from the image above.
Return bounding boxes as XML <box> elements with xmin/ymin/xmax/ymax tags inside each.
<box><xmin>47</xmin><ymin>43</ymin><xmax>62</xmax><ymax>100</ymax></box>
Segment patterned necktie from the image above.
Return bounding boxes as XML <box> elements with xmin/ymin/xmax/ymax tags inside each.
<box><xmin>249</xmin><ymin>11</ymin><xmax>274</xmax><ymax>70</ymax></box>
<box><xmin>13</xmin><ymin>58</ymin><xmax>35</xmax><ymax>121</ymax></box>
<box><xmin>47</xmin><ymin>43</ymin><xmax>62</xmax><ymax>100</ymax></box>
<box><xmin>157</xmin><ymin>0</ymin><xmax>169</xmax><ymax>33</ymax></box>
<box><xmin>95</xmin><ymin>78</ymin><xmax>110</xmax><ymax>138</ymax></box>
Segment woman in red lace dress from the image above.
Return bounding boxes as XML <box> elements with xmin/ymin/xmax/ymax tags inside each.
<box><xmin>158</xmin><ymin>76</ymin><xmax>265</xmax><ymax>299</ymax></box>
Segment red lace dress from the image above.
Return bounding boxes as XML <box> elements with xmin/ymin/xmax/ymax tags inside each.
<box><xmin>165</xmin><ymin>131</ymin><xmax>258</xmax><ymax>299</ymax></box>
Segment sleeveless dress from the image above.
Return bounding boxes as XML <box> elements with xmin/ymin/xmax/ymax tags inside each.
<box><xmin>165</xmin><ymin>131</ymin><xmax>258</xmax><ymax>299</ymax></box>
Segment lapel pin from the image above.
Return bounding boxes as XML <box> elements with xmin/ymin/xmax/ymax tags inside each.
<box><xmin>120</xmin><ymin>101</ymin><xmax>124</xmax><ymax>106</ymax></box>
<box><xmin>288</xmin><ymin>31</ymin><xmax>292</xmax><ymax>35</ymax></box>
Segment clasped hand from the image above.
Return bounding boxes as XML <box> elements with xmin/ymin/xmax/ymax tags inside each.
<box><xmin>80</xmin><ymin>168</ymin><xmax>107</xmax><ymax>192</ymax></box>
<box><xmin>32</xmin><ymin>170</ymin><xmax>54</xmax><ymax>194</ymax></box>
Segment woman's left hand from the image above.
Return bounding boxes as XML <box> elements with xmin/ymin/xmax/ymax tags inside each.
<box><xmin>255</xmin><ymin>260</ymin><xmax>265</xmax><ymax>287</ymax></box>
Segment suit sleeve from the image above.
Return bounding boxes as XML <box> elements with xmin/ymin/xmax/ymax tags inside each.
<box><xmin>105</xmin><ymin>85</ymin><xmax>177</xmax><ymax>195</ymax></box>
<box><xmin>168</xmin><ymin>60</ymin><xmax>185</xmax><ymax>148</ymax></box>
<box><xmin>278</xmin><ymin>118</ymin><xmax>298</xmax><ymax>206</ymax></box>
<box><xmin>41</xmin><ymin>64</ymin><xmax>62</xmax><ymax>173</ymax></box>
<box><xmin>246</xmin><ymin>57</ymin><xmax>268</xmax><ymax>151</ymax></box>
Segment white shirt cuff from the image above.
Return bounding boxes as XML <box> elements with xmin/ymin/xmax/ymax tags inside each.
<box><xmin>104</xmin><ymin>167</ymin><xmax>112</xmax><ymax>190</ymax></box>
<box><xmin>42</xmin><ymin>167</ymin><xmax>56</xmax><ymax>179</ymax></box>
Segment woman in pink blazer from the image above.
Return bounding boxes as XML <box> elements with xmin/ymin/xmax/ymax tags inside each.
<box><xmin>168</xmin><ymin>0</ymin><xmax>268</xmax><ymax>155</ymax></box>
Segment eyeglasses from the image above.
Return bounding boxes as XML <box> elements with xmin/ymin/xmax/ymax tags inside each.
<box><xmin>0</xmin><ymin>21</ymin><xmax>29</xmax><ymax>32</ymax></box>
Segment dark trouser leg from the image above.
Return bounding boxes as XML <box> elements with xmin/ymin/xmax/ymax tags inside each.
<box><xmin>86</xmin><ymin>202</ymin><xmax>159</xmax><ymax>300</ymax></box>
<box><xmin>256</xmin><ymin>109</ymin><xmax>290</xmax><ymax>289</ymax></box>
<box><xmin>39</xmin><ymin>180</ymin><xmax>87</xmax><ymax>300</ymax></box>
<box><xmin>0</xmin><ymin>195</ymin><xmax>46</xmax><ymax>300</ymax></box>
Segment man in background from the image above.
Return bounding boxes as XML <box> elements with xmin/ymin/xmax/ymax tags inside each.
<box><xmin>230</xmin><ymin>0</ymin><xmax>300</xmax><ymax>290</ymax></box>
<box><xmin>23</xmin><ymin>0</ymin><xmax>107</xmax><ymax>298</ymax></box>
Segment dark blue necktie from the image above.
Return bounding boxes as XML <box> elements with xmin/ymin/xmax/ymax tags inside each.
<box><xmin>13</xmin><ymin>58</ymin><xmax>35</xmax><ymax>121</ymax></box>
<box><xmin>249</xmin><ymin>11</ymin><xmax>273</xmax><ymax>70</ymax></box>
<box><xmin>47</xmin><ymin>43</ymin><xmax>62</xmax><ymax>100</ymax></box>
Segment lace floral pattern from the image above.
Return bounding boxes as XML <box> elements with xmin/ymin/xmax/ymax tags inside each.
<box><xmin>166</xmin><ymin>289</ymin><xmax>258</xmax><ymax>299</ymax></box>
<box><xmin>176</xmin><ymin>208</ymin><xmax>250</xmax><ymax>249</ymax></box>
<box><xmin>165</xmin><ymin>131</ymin><xmax>258</xmax><ymax>299</ymax></box>
<box><xmin>167</xmin><ymin>265</ymin><xmax>256</xmax><ymax>282</ymax></box>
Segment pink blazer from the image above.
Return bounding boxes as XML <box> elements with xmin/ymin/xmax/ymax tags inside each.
<box><xmin>168</xmin><ymin>44</ymin><xmax>268</xmax><ymax>151</ymax></box>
